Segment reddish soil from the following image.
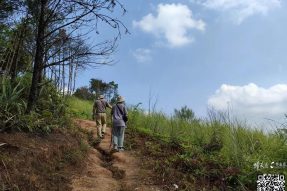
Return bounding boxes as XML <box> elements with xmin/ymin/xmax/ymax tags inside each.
<box><xmin>0</xmin><ymin>119</ymin><xmax>182</xmax><ymax>191</ymax></box>
<box><xmin>72</xmin><ymin>119</ymin><xmax>161</xmax><ymax>191</ymax></box>
<box><xmin>0</xmin><ymin>129</ymin><xmax>86</xmax><ymax>191</ymax></box>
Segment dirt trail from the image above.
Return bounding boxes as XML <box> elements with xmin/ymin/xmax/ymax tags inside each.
<box><xmin>71</xmin><ymin>119</ymin><xmax>161</xmax><ymax>191</ymax></box>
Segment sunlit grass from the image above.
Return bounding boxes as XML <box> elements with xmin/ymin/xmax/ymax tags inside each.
<box><xmin>66</xmin><ymin>96</ymin><xmax>93</xmax><ymax>120</ymax></box>
<box><xmin>128</xmin><ymin>107</ymin><xmax>287</xmax><ymax>189</ymax></box>
<box><xmin>65</xmin><ymin>97</ymin><xmax>287</xmax><ymax>189</ymax></box>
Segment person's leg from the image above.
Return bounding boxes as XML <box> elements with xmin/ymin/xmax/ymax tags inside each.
<box><xmin>96</xmin><ymin>114</ymin><xmax>102</xmax><ymax>138</ymax></box>
<box><xmin>101</xmin><ymin>113</ymin><xmax>107</xmax><ymax>135</ymax></box>
<box><xmin>118</xmin><ymin>126</ymin><xmax>125</xmax><ymax>151</ymax></box>
<box><xmin>112</xmin><ymin>126</ymin><xmax>119</xmax><ymax>150</ymax></box>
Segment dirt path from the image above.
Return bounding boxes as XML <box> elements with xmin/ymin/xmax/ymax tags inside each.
<box><xmin>71</xmin><ymin>119</ymin><xmax>161</xmax><ymax>191</ymax></box>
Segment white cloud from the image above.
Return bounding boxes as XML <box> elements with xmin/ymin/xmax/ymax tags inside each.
<box><xmin>133</xmin><ymin>48</ymin><xmax>152</xmax><ymax>63</ymax></box>
<box><xmin>133</xmin><ymin>3</ymin><xmax>205</xmax><ymax>47</ymax></box>
<box><xmin>196</xmin><ymin>0</ymin><xmax>281</xmax><ymax>24</ymax></box>
<box><xmin>208</xmin><ymin>83</ymin><xmax>287</xmax><ymax>128</ymax></box>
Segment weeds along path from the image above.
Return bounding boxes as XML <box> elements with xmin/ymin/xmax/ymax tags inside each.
<box><xmin>72</xmin><ymin>119</ymin><xmax>161</xmax><ymax>191</ymax></box>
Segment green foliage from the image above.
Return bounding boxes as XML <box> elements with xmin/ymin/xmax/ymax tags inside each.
<box><xmin>89</xmin><ymin>78</ymin><xmax>119</xmax><ymax>102</ymax></box>
<box><xmin>73</xmin><ymin>86</ymin><xmax>95</xmax><ymax>100</ymax></box>
<box><xmin>174</xmin><ymin>105</ymin><xmax>197</xmax><ymax>122</ymax></box>
<box><xmin>0</xmin><ymin>75</ymin><xmax>71</xmax><ymax>133</ymax></box>
<box><xmin>0</xmin><ymin>76</ymin><xmax>27</xmax><ymax>130</ymax></box>
<box><xmin>128</xmin><ymin>107</ymin><xmax>287</xmax><ymax>190</ymax></box>
<box><xmin>0</xmin><ymin>23</ymin><xmax>12</xmax><ymax>52</ymax></box>
<box><xmin>1</xmin><ymin>19</ymin><xmax>33</xmax><ymax>76</ymax></box>
<box><xmin>73</xmin><ymin>79</ymin><xmax>119</xmax><ymax>103</ymax></box>
<box><xmin>0</xmin><ymin>77</ymin><xmax>26</xmax><ymax>112</ymax></box>
<box><xmin>0</xmin><ymin>0</ymin><xmax>18</xmax><ymax>21</ymax></box>
<box><xmin>89</xmin><ymin>78</ymin><xmax>110</xmax><ymax>95</ymax></box>
<box><xmin>66</xmin><ymin>96</ymin><xmax>93</xmax><ymax>120</ymax></box>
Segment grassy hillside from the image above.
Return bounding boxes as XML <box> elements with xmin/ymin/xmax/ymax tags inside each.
<box><xmin>66</xmin><ymin>97</ymin><xmax>287</xmax><ymax>189</ymax></box>
<box><xmin>7</xmin><ymin>94</ymin><xmax>283</xmax><ymax>190</ymax></box>
<box><xmin>127</xmin><ymin>108</ymin><xmax>287</xmax><ymax>190</ymax></box>
<box><xmin>66</xmin><ymin>96</ymin><xmax>94</xmax><ymax>120</ymax></box>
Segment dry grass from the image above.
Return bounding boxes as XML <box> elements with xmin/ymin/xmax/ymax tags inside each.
<box><xmin>0</xmin><ymin>128</ymin><xmax>88</xmax><ymax>191</ymax></box>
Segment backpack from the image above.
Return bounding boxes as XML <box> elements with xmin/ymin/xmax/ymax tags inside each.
<box><xmin>116</xmin><ymin>104</ymin><xmax>128</xmax><ymax>123</ymax></box>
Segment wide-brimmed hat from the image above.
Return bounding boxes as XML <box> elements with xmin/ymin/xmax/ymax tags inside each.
<box><xmin>117</xmin><ymin>96</ymin><xmax>125</xmax><ymax>103</ymax></box>
<box><xmin>99</xmin><ymin>95</ymin><xmax>104</xmax><ymax>99</ymax></box>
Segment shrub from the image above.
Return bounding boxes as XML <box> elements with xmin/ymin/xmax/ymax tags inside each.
<box><xmin>0</xmin><ymin>75</ymin><xmax>71</xmax><ymax>133</ymax></box>
<box><xmin>0</xmin><ymin>76</ymin><xmax>27</xmax><ymax>131</ymax></box>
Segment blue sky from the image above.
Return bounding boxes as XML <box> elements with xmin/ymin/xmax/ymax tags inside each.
<box><xmin>77</xmin><ymin>0</ymin><xmax>287</xmax><ymax>129</ymax></box>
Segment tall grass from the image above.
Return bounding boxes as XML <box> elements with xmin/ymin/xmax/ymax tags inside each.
<box><xmin>66</xmin><ymin>96</ymin><xmax>94</xmax><ymax>120</ymax></box>
<box><xmin>128</xmin><ymin>107</ymin><xmax>287</xmax><ymax>189</ymax></box>
<box><xmin>62</xmin><ymin>97</ymin><xmax>287</xmax><ymax>188</ymax></box>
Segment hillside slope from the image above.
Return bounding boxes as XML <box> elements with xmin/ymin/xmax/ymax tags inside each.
<box><xmin>72</xmin><ymin>119</ymin><xmax>161</xmax><ymax>191</ymax></box>
<box><xmin>0</xmin><ymin>128</ymin><xmax>87</xmax><ymax>191</ymax></box>
<box><xmin>0</xmin><ymin>119</ymin><xmax>165</xmax><ymax>191</ymax></box>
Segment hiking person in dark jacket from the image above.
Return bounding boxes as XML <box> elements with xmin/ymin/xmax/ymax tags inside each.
<box><xmin>111</xmin><ymin>96</ymin><xmax>128</xmax><ymax>151</ymax></box>
<box><xmin>93</xmin><ymin>95</ymin><xmax>112</xmax><ymax>138</ymax></box>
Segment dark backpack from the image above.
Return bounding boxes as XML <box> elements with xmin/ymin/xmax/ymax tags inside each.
<box><xmin>116</xmin><ymin>104</ymin><xmax>128</xmax><ymax>122</ymax></box>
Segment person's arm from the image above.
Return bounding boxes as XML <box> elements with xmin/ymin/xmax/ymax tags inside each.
<box><xmin>106</xmin><ymin>101</ymin><xmax>112</xmax><ymax>109</ymax></box>
<box><xmin>124</xmin><ymin>105</ymin><xmax>128</xmax><ymax>116</ymax></box>
<box><xmin>92</xmin><ymin>102</ymin><xmax>96</xmax><ymax>119</ymax></box>
<box><xmin>111</xmin><ymin>106</ymin><xmax>114</xmax><ymax>122</ymax></box>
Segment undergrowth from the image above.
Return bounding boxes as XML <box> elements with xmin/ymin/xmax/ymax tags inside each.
<box><xmin>0</xmin><ymin>74</ymin><xmax>71</xmax><ymax>134</ymax></box>
<box><xmin>66</xmin><ymin>96</ymin><xmax>93</xmax><ymax>120</ymax></box>
<box><xmin>127</xmin><ymin>107</ymin><xmax>287</xmax><ymax>190</ymax></box>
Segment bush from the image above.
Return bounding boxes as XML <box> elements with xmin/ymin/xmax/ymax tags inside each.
<box><xmin>0</xmin><ymin>75</ymin><xmax>71</xmax><ymax>133</ymax></box>
<box><xmin>0</xmin><ymin>76</ymin><xmax>27</xmax><ymax>131</ymax></box>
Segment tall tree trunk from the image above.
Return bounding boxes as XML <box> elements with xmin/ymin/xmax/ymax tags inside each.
<box><xmin>73</xmin><ymin>60</ymin><xmax>78</xmax><ymax>92</ymax></box>
<box><xmin>10</xmin><ymin>46</ymin><xmax>19</xmax><ymax>82</ymax></box>
<box><xmin>62</xmin><ymin>48</ymin><xmax>65</xmax><ymax>96</ymax></box>
<box><xmin>53</xmin><ymin>65</ymin><xmax>57</xmax><ymax>86</ymax></box>
<box><xmin>26</xmin><ymin>0</ymin><xmax>47</xmax><ymax>113</ymax></box>
<box><xmin>10</xmin><ymin>25</ymin><xmax>26</xmax><ymax>82</ymax></box>
<box><xmin>58</xmin><ymin>51</ymin><xmax>61</xmax><ymax>90</ymax></box>
<box><xmin>68</xmin><ymin>48</ymin><xmax>72</xmax><ymax>95</ymax></box>
<box><xmin>68</xmin><ymin>61</ymin><xmax>73</xmax><ymax>95</ymax></box>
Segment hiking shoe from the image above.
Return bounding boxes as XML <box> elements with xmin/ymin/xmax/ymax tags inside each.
<box><xmin>118</xmin><ymin>147</ymin><xmax>125</xmax><ymax>152</ymax></box>
<box><xmin>111</xmin><ymin>148</ymin><xmax>119</xmax><ymax>153</ymax></box>
<box><xmin>112</xmin><ymin>144</ymin><xmax>119</xmax><ymax>152</ymax></box>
